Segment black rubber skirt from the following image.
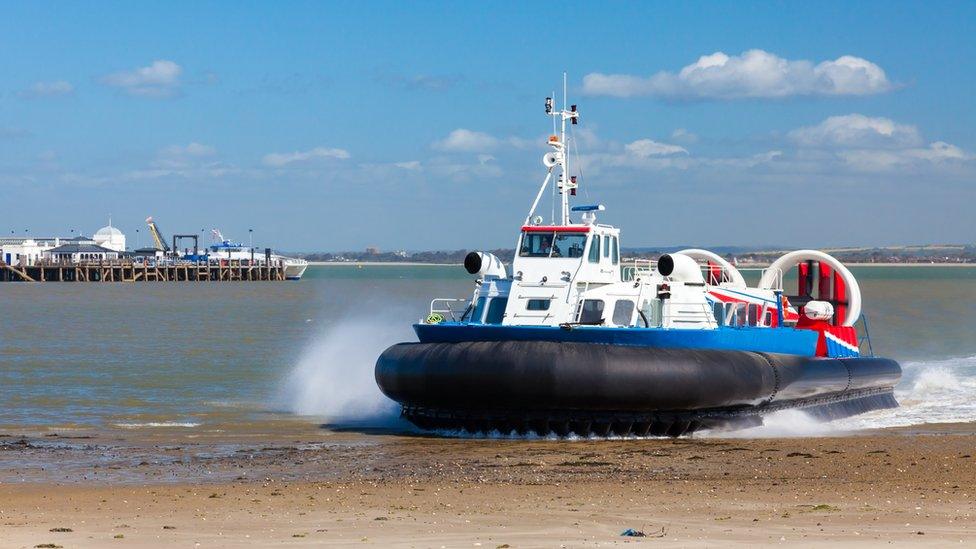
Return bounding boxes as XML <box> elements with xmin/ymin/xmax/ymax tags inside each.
<box><xmin>375</xmin><ymin>341</ymin><xmax>902</xmax><ymax>436</ymax></box>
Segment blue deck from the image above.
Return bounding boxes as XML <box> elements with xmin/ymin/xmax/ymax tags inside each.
<box><xmin>414</xmin><ymin>323</ymin><xmax>820</xmax><ymax>357</ymax></box>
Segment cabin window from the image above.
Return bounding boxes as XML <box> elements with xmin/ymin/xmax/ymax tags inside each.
<box><xmin>612</xmin><ymin>299</ymin><xmax>635</xmax><ymax>326</ymax></box>
<box><xmin>712</xmin><ymin>302</ymin><xmax>725</xmax><ymax>326</ymax></box>
<box><xmin>588</xmin><ymin>235</ymin><xmax>600</xmax><ymax>263</ymax></box>
<box><xmin>470</xmin><ymin>296</ymin><xmax>487</xmax><ymax>323</ymax></box>
<box><xmin>747</xmin><ymin>304</ymin><xmax>761</xmax><ymax>326</ymax></box>
<box><xmin>579</xmin><ymin>299</ymin><xmax>604</xmax><ymax>324</ymax></box>
<box><xmin>519</xmin><ymin>232</ymin><xmax>554</xmax><ymax>257</ymax></box>
<box><xmin>485</xmin><ymin>297</ymin><xmax>508</xmax><ymax>324</ymax></box>
<box><xmin>520</xmin><ymin>231</ymin><xmax>587</xmax><ymax>258</ymax></box>
<box><xmin>603</xmin><ymin>235</ymin><xmax>610</xmax><ymax>258</ymax></box>
<box><xmin>612</xmin><ymin>236</ymin><xmax>619</xmax><ymax>265</ymax></box>
<box><xmin>526</xmin><ymin>299</ymin><xmax>551</xmax><ymax>311</ymax></box>
<box><xmin>553</xmin><ymin>233</ymin><xmax>586</xmax><ymax>258</ymax></box>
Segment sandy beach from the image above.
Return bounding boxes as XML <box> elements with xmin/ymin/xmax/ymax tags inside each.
<box><xmin>2</xmin><ymin>423</ymin><xmax>974</xmax><ymax>548</ymax></box>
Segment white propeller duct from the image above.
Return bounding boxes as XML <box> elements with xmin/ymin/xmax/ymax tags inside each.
<box><xmin>677</xmin><ymin>249</ymin><xmax>747</xmax><ymax>288</ymax></box>
<box><xmin>758</xmin><ymin>250</ymin><xmax>861</xmax><ymax>327</ymax></box>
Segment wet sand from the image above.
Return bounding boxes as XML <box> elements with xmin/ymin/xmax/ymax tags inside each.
<box><xmin>2</xmin><ymin>423</ymin><xmax>975</xmax><ymax>547</ymax></box>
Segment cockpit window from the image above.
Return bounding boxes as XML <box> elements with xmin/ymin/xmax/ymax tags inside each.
<box><xmin>519</xmin><ymin>232</ymin><xmax>553</xmax><ymax>257</ymax></box>
<box><xmin>588</xmin><ymin>235</ymin><xmax>600</xmax><ymax>263</ymax></box>
<box><xmin>519</xmin><ymin>232</ymin><xmax>587</xmax><ymax>258</ymax></box>
<box><xmin>553</xmin><ymin>233</ymin><xmax>586</xmax><ymax>258</ymax></box>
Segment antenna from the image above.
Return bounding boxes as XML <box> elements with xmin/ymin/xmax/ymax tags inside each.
<box><xmin>525</xmin><ymin>73</ymin><xmax>581</xmax><ymax>226</ymax></box>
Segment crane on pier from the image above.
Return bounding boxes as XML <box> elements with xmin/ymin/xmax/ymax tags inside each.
<box><xmin>145</xmin><ymin>216</ymin><xmax>171</xmax><ymax>253</ymax></box>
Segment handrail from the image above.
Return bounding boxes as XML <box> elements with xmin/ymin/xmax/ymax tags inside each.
<box><xmin>428</xmin><ymin>298</ymin><xmax>469</xmax><ymax>322</ymax></box>
<box><xmin>855</xmin><ymin>314</ymin><xmax>875</xmax><ymax>357</ymax></box>
<box><xmin>760</xmin><ymin>267</ymin><xmax>784</xmax><ymax>290</ymax></box>
<box><xmin>622</xmin><ymin>258</ymin><xmax>782</xmax><ymax>287</ymax></box>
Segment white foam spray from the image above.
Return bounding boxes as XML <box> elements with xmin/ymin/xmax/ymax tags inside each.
<box><xmin>704</xmin><ymin>354</ymin><xmax>976</xmax><ymax>438</ymax></box>
<box><xmin>698</xmin><ymin>409</ymin><xmax>845</xmax><ymax>439</ymax></box>
<box><xmin>835</xmin><ymin>355</ymin><xmax>976</xmax><ymax>430</ymax></box>
<box><xmin>278</xmin><ymin>316</ymin><xmax>414</xmax><ymax>430</ymax></box>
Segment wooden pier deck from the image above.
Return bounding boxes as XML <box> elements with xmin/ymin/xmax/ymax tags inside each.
<box><xmin>0</xmin><ymin>260</ymin><xmax>288</xmax><ymax>283</ymax></box>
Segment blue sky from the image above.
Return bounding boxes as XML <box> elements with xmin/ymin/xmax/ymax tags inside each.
<box><xmin>1</xmin><ymin>1</ymin><xmax>974</xmax><ymax>251</ymax></box>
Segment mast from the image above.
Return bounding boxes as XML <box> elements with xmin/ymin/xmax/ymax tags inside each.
<box><xmin>527</xmin><ymin>73</ymin><xmax>579</xmax><ymax>226</ymax></box>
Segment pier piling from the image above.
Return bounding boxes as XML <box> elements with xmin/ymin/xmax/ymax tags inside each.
<box><xmin>0</xmin><ymin>259</ymin><xmax>288</xmax><ymax>283</ymax></box>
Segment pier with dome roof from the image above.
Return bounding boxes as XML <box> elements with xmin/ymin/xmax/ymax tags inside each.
<box><xmin>0</xmin><ymin>219</ymin><xmax>290</xmax><ymax>283</ymax></box>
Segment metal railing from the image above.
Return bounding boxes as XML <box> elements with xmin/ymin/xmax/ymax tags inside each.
<box><xmin>759</xmin><ymin>267</ymin><xmax>783</xmax><ymax>290</ymax></box>
<box><xmin>621</xmin><ymin>259</ymin><xmax>785</xmax><ymax>290</ymax></box>
<box><xmin>621</xmin><ymin>259</ymin><xmax>656</xmax><ymax>282</ymax></box>
<box><xmin>427</xmin><ymin>298</ymin><xmax>470</xmax><ymax>322</ymax></box>
<box><xmin>855</xmin><ymin>314</ymin><xmax>875</xmax><ymax>357</ymax></box>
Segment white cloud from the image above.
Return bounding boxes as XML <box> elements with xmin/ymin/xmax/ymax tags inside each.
<box><xmin>394</xmin><ymin>160</ymin><xmax>422</xmax><ymax>170</ymax></box>
<box><xmin>102</xmin><ymin>60</ymin><xmax>182</xmax><ymax>98</ymax></box>
<box><xmin>125</xmin><ymin>141</ymin><xmax>238</xmax><ymax>180</ymax></box>
<box><xmin>788</xmin><ymin>114</ymin><xmax>971</xmax><ymax>172</ymax></box>
<box><xmin>433</xmin><ymin>129</ymin><xmax>499</xmax><ymax>152</ymax></box>
<box><xmin>161</xmin><ymin>142</ymin><xmax>217</xmax><ymax>158</ymax></box>
<box><xmin>909</xmin><ymin>142</ymin><xmax>969</xmax><ymax>162</ymax></box>
<box><xmin>624</xmin><ymin>139</ymin><xmax>688</xmax><ymax>157</ymax></box>
<box><xmin>153</xmin><ymin>142</ymin><xmax>217</xmax><ymax>168</ymax></box>
<box><xmin>427</xmin><ymin>156</ymin><xmax>504</xmax><ymax>182</ymax></box>
<box><xmin>505</xmin><ymin>136</ymin><xmax>540</xmax><ymax>150</ymax></box>
<box><xmin>20</xmin><ymin>80</ymin><xmax>74</xmax><ymax>98</ymax></box>
<box><xmin>789</xmin><ymin>114</ymin><xmax>922</xmax><ymax>148</ymax></box>
<box><xmin>572</xmin><ymin>127</ymin><xmax>602</xmax><ymax>149</ymax></box>
<box><xmin>582</xmin><ymin>50</ymin><xmax>892</xmax><ymax>99</ymax></box>
<box><xmin>670</xmin><ymin>128</ymin><xmax>699</xmax><ymax>144</ymax></box>
<box><xmin>840</xmin><ymin>141</ymin><xmax>971</xmax><ymax>171</ymax></box>
<box><xmin>262</xmin><ymin>147</ymin><xmax>351</xmax><ymax>167</ymax></box>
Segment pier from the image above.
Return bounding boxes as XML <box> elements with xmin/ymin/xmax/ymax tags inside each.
<box><xmin>0</xmin><ymin>259</ymin><xmax>287</xmax><ymax>283</ymax></box>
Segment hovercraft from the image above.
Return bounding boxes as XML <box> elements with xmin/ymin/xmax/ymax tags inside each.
<box><xmin>375</xmin><ymin>88</ymin><xmax>901</xmax><ymax>437</ymax></box>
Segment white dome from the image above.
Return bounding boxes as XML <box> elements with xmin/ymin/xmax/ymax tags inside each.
<box><xmin>95</xmin><ymin>225</ymin><xmax>123</xmax><ymax>238</ymax></box>
<box><xmin>93</xmin><ymin>224</ymin><xmax>126</xmax><ymax>252</ymax></box>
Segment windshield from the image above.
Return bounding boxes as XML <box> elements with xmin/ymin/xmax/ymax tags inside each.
<box><xmin>519</xmin><ymin>232</ymin><xmax>587</xmax><ymax>258</ymax></box>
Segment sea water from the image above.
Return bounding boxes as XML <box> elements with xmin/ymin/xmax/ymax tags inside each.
<box><xmin>0</xmin><ymin>265</ymin><xmax>974</xmax><ymax>435</ymax></box>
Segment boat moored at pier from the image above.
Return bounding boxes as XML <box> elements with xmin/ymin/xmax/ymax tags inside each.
<box><xmin>205</xmin><ymin>230</ymin><xmax>308</xmax><ymax>280</ymax></box>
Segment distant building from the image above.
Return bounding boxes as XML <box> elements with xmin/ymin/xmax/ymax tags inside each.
<box><xmin>366</xmin><ymin>246</ymin><xmax>380</xmax><ymax>255</ymax></box>
<box><xmin>93</xmin><ymin>222</ymin><xmax>126</xmax><ymax>252</ymax></box>
<box><xmin>0</xmin><ymin>237</ymin><xmax>55</xmax><ymax>266</ymax></box>
<box><xmin>43</xmin><ymin>243</ymin><xmax>119</xmax><ymax>263</ymax></box>
<box><xmin>0</xmin><ymin>220</ymin><xmax>126</xmax><ymax>265</ymax></box>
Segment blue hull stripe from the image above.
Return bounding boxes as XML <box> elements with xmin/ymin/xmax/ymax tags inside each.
<box><xmin>414</xmin><ymin>323</ymin><xmax>819</xmax><ymax>357</ymax></box>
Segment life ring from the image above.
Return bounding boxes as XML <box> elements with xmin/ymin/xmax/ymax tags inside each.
<box><xmin>425</xmin><ymin>313</ymin><xmax>446</xmax><ymax>325</ymax></box>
